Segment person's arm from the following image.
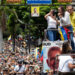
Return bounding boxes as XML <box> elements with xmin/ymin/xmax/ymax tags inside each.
<box><xmin>58</xmin><ymin>12</ymin><xmax>68</xmax><ymax>25</ymax></box>
<box><xmin>25</xmin><ymin>65</ymin><xmax>30</xmax><ymax>74</ymax></box>
<box><xmin>9</xmin><ymin>70</ymin><xmax>16</xmax><ymax>74</ymax></box>
<box><xmin>25</xmin><ymin>65</ymin><xmax>29</xmax><ymax>72</ymax></box>
<box><xmin>44</xmin><ymin>12</ymin><xmax>51</xmax><ymax>20</ymax></box>
<box><xmin>56</xmin><ymin>18</ymin><xmax>60</xmax><ymax>25</ymax></box>
<box><xmin>58</xmin><ymin>13</ymin><xmax>63</xmax><ymax>25</ymax></box>
<box><xmin>16</xmin><ymin>71</ymin><xmax>25</xmax><ymax>74</ymax></box>
<box><xmin>16</xmin><ymin>72</ymin><xmax>24</xmax><ymax>74</ymax></box>
<box><xmin>68</xmin><ymin>63</ymin><xmax>75</xmax><ymax>69</ymax></box>
<box><xmin>60</xmin><ymin>12</ymin><xmax>71</xmax><ymax>26</ymax></box>
<box><xmin>58</xmin><ymin>13</ymin><xmax>63</xmax><ymax>18</ymax></box>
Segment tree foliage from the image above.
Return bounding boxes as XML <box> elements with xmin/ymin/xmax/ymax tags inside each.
<box><xmin>1</xmin><ymin>0</ymin><xmax>69</xmax><ymax>41</ymax></box>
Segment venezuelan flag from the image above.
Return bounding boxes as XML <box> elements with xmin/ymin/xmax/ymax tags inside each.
<box><xmin>58</xmin><ymin>27</ymin><xmax>64</xmax><ymax>40</ymax></box>
<box><xmin>64</xmin><ymin>27</ymin><xmax>70</xmax><ymax>40</ymax></box>
<box><xmin>35</xmin><ymin>47</ymin><xmax>39</xmax><ymax>59</ymax></box>
<box><xmin>58</xmin><ymin>26</ymin><xmax>70</xmax><ymax>40</ymax></box>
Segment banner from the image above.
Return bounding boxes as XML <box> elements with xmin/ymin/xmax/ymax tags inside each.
<box><xmin>42</xmin><ymin>41</ymin><xmax>63</xmax><ymax>73</ymax></box>
<box><xmin>6</xmin><ymin>0</ymin><xmax>21</xmax><ymax>3</ymax></box>
<box><xmin>27</xmin><ymin>0</ymin><xmax>52</xmax><ymax>4</ymax></box>
<box><xmin>31</xmin><ymin>6</ymin><xmax>39</xmax><ymax>17</ymax></box>
<box><xmin>58</xmin><ymin>0</ymin><xmax>72</xmax><ymax>2</ymax></box>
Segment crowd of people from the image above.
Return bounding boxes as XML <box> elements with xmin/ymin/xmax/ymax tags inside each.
<box><xmin>0</xmin><ymin>48</ymin><xmax>43</xmax><ymax>75</ymax></box>
<box><xmin>0</xmin><ymin>38</ymin><xmax>44</xmax><ymax>75</ymax></box>
<box><xmin>0</xmin><ymin>5</ymin><xmax>75</xmax><ymax>75</ymax></box>
<box><xmin>0</xmin><ymin>41</ymin><xmax>74</xmax><ymax>75</ymax></box>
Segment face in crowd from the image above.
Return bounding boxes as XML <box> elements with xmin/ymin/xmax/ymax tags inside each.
<box><xmin>58</xmin><ymin>6</ymin><xmax>65</xmax><ymax>17</ymax></box>
<box><xmin>58</xmin><ymin>7</ymin><xmax>62</xmax><ymax>13</ymax></box>
<box><xmin>49</xmin><ymin>9</ymin><xmax>56</xmax><ymax>16</ymax></box>
<box><xmin>67</xmin><ymin>6</ymin><xmax>73</xmax><ymax>15</ymax></box>
<box><xmin>46</xmin><ymin>47</ymin><xmax>61</xmax><ymax>70</ymax></box>
<box><xmin>50</xmin><ymin>9</ymin><xmax>54</xmax><ymax>14</ymax></box>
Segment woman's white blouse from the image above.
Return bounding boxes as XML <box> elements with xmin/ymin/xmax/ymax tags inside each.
<box><xmin>46</xmin><ymin>16</ymin><xmax>57</xmax><ymax>29</ymax></box>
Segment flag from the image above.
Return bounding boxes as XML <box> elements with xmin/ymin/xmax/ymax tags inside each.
<box><xmin>59</xmin><ymin>26</ymin><xmax>69</xmax><ymax>40</ymax></box>
<box><xmin>40</xmin><ymin>48</ymin><xmax>44</xmax><ymax>62</ymax></box>
<box><xmin>40</xmin><ymin>50</ymin><xmax>43</xmax><ymax>62</ymax></box>
<box><xmin>8</xmin><ymin>35</ymin><xmax>11</xmax><ymax>41</ymax></box>
<box><xmin>58</xmin><ymin>28</ymin><xmax>64</xmax><ymax>40</ymax></box>
<box><xmin>35</xmin><ymin>47</ymin><xmax>39</xmax><ymax>59</ymax></box>
<box><xmin>36</xmin><ymin>49</ymin><xmax>40</xmax><ymax>59</ymax></box>
<box><xmin>64</xmin><ymin>27</ymin><xmax>70</xmax><ymax>40</ymax></box>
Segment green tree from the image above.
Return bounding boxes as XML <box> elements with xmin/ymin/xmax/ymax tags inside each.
<box><xmin>1</xmin><ymin>1</ymin><xmax>70</xmax><ymax>46</ymax></box>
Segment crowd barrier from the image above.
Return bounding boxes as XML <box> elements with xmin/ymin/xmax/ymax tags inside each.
<box><xmin>44</xmin><ymin>29</ymin><xmax>58</xmax><ymax>40</ymax></box>
<box><xmin>44</xmin><ymin>29</ymin><xmax>73</xmax><ymax>41</ymax></box>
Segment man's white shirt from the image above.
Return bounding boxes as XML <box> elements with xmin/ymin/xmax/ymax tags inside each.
<box><xmin>58</xmin><ymin>55</ymin><xmax>73</xmax><ymax>72</ymax></box>
<box><xmin>14</xmin><ymin>65</ymin><xmax>25</xmax><ymax>75</ymax></box>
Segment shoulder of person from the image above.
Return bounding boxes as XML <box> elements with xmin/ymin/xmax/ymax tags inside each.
<box><xmin>59</xmin><ymin>55</ymin><xmax>68</xmax><ymax>60</ymax></box>
<box><xmin>65</xmin><ymin>11</ymin><xmax>70</xmax><ymax>15</ymax></box>
<box><xmin>46</xmin><ymin>16</ymin><xmax>50</xmax><ymax>20</ymax></box>
<box><xmin>73</xmin><ymin>12</ymin><xmax>75</xmax><ymax>19</ymax></box>
<box><xmin>67</xmin><ymin>55</ymin><xmax>73</xmax><ymax>59</ymax></box>
<box><xmin>58</xmin><ymin>55</ymin><xmax>62</xmax><ymax>60</ymax></box>
<box><xmin>64</xmin><ymin>56</ymin><xmax>73</xmax><ymax>61</ymax></box>
<box><xmin>74</xmin><ymin>12</ymin><xmax>75</xmax><ymax>15</ymax></box>
<box><xmin>47</xmin><ymin>15</ymin><xmax>50</xmax><ymax>18</ymax></box>
<box><xmin>65</xmin><ymin>11</ymin><xmax>69</xmax><ymax>14</ymax></box>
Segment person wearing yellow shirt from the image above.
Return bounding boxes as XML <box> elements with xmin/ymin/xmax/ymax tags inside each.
<box><xmin>67</xmin><ymin>5</ymin><xmax>75</xmax><ymax>32</ymax></box>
